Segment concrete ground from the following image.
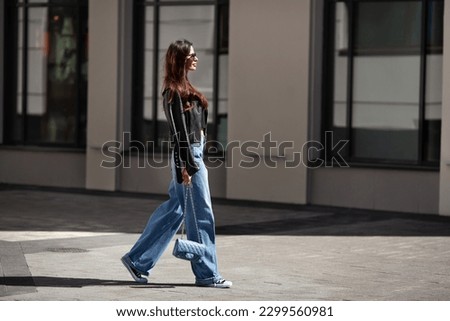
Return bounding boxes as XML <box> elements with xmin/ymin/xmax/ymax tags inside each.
<box><xmin>1</xmin><ymin>185</ymin><xmax>450</xmax><ymax>301</ymax></box>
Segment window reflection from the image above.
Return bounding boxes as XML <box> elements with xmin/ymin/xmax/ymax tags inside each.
<box><xmin>326</xmin><ymin>0</ymin><xmax>443</xmax><ymax>165</ymax></box>
<box><xmin>424</xmin><ymin>0</ymin><xmax>443</xmax><ymax>162</ymax></box>
<box><xmin>157</xmin><ymin>5</ymin><xmax>215</xmax><ymax>145</ymax></box>
<box><xmin>5</xmin><ymin>0</ymin><xmax>88</xmax><ymax>147</ymax></box>
<box><xmin>133</xmin><ymin>1</ymin><xmax>229</xmax><ymax>150</ymax></box>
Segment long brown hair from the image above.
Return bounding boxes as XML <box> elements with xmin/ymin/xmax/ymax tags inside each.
<box><xmin>162</xmin><ymin>39</ymin><xmax>208</xmax><ymax>109</ymax></box>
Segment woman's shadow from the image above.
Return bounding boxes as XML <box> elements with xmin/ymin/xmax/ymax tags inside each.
<box><xmin>0</xmin><ymin>276</ymin><xmax>196</xmax><ymax>289</ymax></box>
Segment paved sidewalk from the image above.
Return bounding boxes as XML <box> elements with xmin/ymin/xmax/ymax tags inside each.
<box><xmin>1</xmin><ymin>185</ymin><xmax>450</xmax><ymax>301</ymax></box>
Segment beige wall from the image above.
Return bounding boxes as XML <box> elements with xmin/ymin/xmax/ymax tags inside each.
<box><xmin>0</xmin><ymin>149</ymin><xmax>86</xmax><ymax>188</ymax></box>
<box><xmin>227</xmin><ymin>0</ymin><xmax>311</xmax><ymax>204</ymax></box>
<box><xmin>86</xmin><ymin>0</ymin><xmax>120</xmax><ymax>191</ymax></box>
<box><xmin>310</xmin><ymin>168</ymin><xmax>439</xmax><ymax>214</ymax></box>
<box><xmin>86</xmin><ymin>0</ymin><xmax>132</xmax><ymax>191</ymax></box>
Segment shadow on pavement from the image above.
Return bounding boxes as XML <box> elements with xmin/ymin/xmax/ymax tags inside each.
<box><xmin>1</xmin><ymin>186</ymin><xmax>450</xmax><ymax>237</ymax></box>
<box><xmin>215</xmin><ymin>210</ymin><xmax>450</xmax><ymax>237</ymax></box>
<box><xmin>0</xmin><ymin>276</ymin><xmax>197</xmax><ymax>289</ymax></box>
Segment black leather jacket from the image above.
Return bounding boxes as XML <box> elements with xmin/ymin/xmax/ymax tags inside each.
<box><xmin>162</xmin><ymin>89</ymin><xmax>208</xmax><ymax>184</ymax></box>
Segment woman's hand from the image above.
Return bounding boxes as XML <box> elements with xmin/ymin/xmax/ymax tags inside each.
<box><xmin>182</xmin><ymin>168</ymin><xmax>192</xmax><ymax>185</ymax></box>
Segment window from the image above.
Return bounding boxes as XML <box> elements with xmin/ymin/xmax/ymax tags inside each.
<box><xmin>132</xmin><ymin>0</ymin><xmax>229</xmax><ymax>150</ymax></box>
<box><xmin>3</xmin><ymin>0</ymin><xmax>88</xmax><ymax>147</ymax></box>
<box><xmin>324</xmin><ymin>0</ymin><xmax>443</xmax><ymax>167</ymax></box>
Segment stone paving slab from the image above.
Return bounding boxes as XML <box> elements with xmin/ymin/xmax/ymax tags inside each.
<box><xmin>1</xmin><ymin>186</ymin><xmax>450</xmax><ymax>301</ymax></box>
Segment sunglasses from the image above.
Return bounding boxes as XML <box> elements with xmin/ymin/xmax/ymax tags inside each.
<box><xmin>187</xmin><ymin>52</ymin><xmax>197</xmax><ymax>59</ymax></box>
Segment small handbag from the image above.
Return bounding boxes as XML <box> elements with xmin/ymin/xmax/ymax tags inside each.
<box><xmin>172</xmin><ymin>184</ymin><xmax>206</xmax><ymax>262</ymax></box>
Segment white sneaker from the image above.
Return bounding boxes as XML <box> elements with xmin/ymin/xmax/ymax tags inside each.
<box><xmin>121</xmin><ymin>256</ymin><xmax>148</xmax><ymax>284</ymax></box>
<box><xmin>198</xmin><ymin>279</ymin><xmax>232</xmax><ymax>288</ymax></box>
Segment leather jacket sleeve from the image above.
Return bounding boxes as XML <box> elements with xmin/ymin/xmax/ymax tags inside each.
<box><xmin>163</xmin><ymin>89</ymin><xmax>200</xmax><ymax>182</ymax></box>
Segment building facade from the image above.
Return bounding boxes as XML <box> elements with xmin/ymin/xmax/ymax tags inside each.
<box><xmin>1</xmin><ymin>0</ymin><xmax>449</xmax><ymax>215</ymax></box>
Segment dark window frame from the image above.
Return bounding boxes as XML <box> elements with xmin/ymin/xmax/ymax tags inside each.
<box><xmin>322</xmin><ymin>0</ymin><xmax>443</xmax><ymax>170</ymax></box>
<box><xmin>3</xmin><ymin>0</ymin><xmax>88</xmax><ymax>148</ymax></box>
<box><xmin>131</xmin><ymin>0</ymin><xmax>229</xmax><ymax>153</ymax></box>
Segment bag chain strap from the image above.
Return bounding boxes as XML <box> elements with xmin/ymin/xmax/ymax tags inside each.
<box><xmin>180</xmin><ymin>183</ymin><xmax>202</xmax><ymax>244</ymax></box>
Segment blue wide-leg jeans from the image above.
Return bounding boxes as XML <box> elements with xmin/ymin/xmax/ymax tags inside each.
<box><xmin>123</xmin><ymin>137</ymin><xmax>222</xmax><ymax>285</ymax></box>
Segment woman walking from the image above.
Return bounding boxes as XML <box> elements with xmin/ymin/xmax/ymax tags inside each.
<box><xmin>121</xmin><ymin>39</ymin><xmax>232</xmax><ymax>288</ymax></box>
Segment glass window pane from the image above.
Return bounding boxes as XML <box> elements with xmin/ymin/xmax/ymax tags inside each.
<box><xmin>133</xmin><ymin>6</ymin><xmax>154</xmax><ymax>145</ymax></box>
<box><xmin>26</xmin><ymin>6</ymin><xmax>81</xmax><ymax>144</ymax></box>
<box><xmin>424</xmin><ymin>54</ymin><xmax>442</xmax><ymax>162</ymax></box>
<box><xmin>143</xmin><ymin>6</ymin><xmax>154</xmax><ymax>123</ymax></box>
<box><xmin>134</xmin><ymin>3</ymin><xmax>227</xmax><ymax>147</ymax></box>
<box><xmin>355</xmin><ymin>2</ymin><xmax>421</xmax><ymax>55</ymax></box>
<box><xmin>332</xmin><ymin>2</ymin><xmax>348</xmax><ymax>133</ymax></box>
<box><xmin>217</xmin><ymin>54</ymin><xmax>228</xmax><ymax>147</ymax></box>
<box><xmin>157</xmin><ymin>5</ymin><xmax>215</xmax><ymax>144</ymax></box>
<box><xmin>424</xmin><ymin>1</ymin><xmax>443</xmax><ymax>162</ymax></box>
<box><xmin>427</xmin><ymin>0</ymin><xmax>444</xmax><ymax>51</ymax></box>
<box><xmin>351</xmin><ymin>1</ymin><xmax>421</xmax><ymax>161</ymax></box>
<box><xmin>26</xmin><ymin>7</ymin><xmax>48</xmax><ymax>142</ymax></box>
<box><xmin>15</xmin><ymin>8</ymin><xmax>24</xmax><ymax>142</ymax></box>
<box><xmin>5</xmin><ymin>1</ymin><xmax>87</xmax><ymax>146</ymax></box>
